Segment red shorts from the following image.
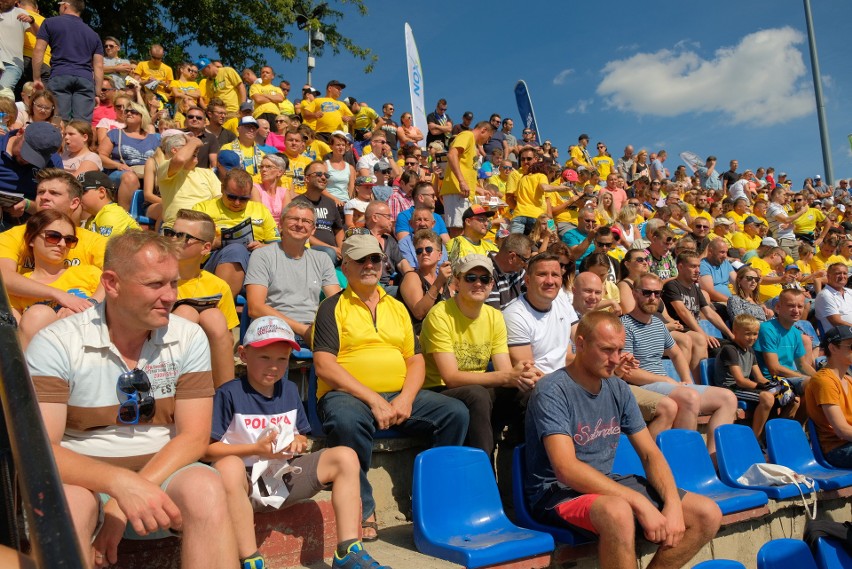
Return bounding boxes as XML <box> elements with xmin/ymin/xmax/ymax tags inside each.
<box><xmin>552</xmin><ymin>494</ymin><xmax>602</xmax><ymax>534</ymax></box>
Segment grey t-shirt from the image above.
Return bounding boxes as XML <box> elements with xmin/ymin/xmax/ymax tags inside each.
<box><xmin>244</xmin><ymin>245</ymin><xmax>338</xmax><ymax>324</ymax></box>
<box><xmin>524</xmin><ymin>368</ymin><xmax>645</xmax><ymax>508</ymax></box>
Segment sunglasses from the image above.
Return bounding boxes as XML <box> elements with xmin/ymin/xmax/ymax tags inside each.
<box><xmin>462</xmin><ymin>273</ymin><xmax>493</xmax><ymax>284</ymax></box>
<box><xmin>352</xmin><ymin>254</ymin><xmax>385</xmax><ymax>265</ymax></box>
<box><xmin>595</xmin><ymin>241</ymin><xmax>613</xmax><ymax>248</ymax></box>
<box><xmin>694</xmin><ymin>225</ymin><xmax>710</xmax><ymax>230</ymax></box>
<box><xmin>309</xmin><ymin>172</ymin><xmax>329</xmax><ymax>178</ymax></box>
<box><xmin>415</xmin><ymin>246</ymin><xmax>435</xmax><ymax>255</ymax></box>
<box><xmin>41</xmin><ymin>230</ymin><xmax>79</xmax><ymax>248</ymax></box>
<box><xmin>224</xmin><ymin>193</ymin><xmax>251</xmax><ymax>203</ymax></box>
<box><xmin>742</xmin><ymin>276</ymin><xmax>761</xmax><ymax>283</ymax></box>
<box><xmin>163</xmin><ymin>227</ymin><xmax>204</xmax><ymax>244</ymax></box>
<box><xmin>125</xmin><ymin>109</ymin><xmax>142</xmax><ymax>116</ymax></box>
<box><xmin>117</xmin><ymin>369</ymin><xmax>155</xmax><ymax>424</ymax></box>
<box><xmin>114</xmin><ymin>105</ymin><xmax>127</xmax><ymax>110</ymax></box>
<box><xmin>187</xmin><ymin>115</ymin><xmax>205</xmax><ymax>120</ymax></box>
<box><xmin>405</xmin><ymin>161</ymin><xmax>418</xmax><ymax>166</ymax></box>
<box><xmin>639</xmin><ymin>289</ymin><xmax>663</xmax><ymax>298</ymax></box>
<box><xmin>631</xmin><ymin>256</ymin><xmax>649</xmax><ymax>263</ymax></box>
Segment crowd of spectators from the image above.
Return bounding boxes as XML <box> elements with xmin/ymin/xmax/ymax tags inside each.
<box><xmin>4</xmin><ymin>4</ymin><xmax>852</xmax><ymax>568</ymax></box>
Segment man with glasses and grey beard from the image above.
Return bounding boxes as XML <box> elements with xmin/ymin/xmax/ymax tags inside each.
<box><xmin>28</xmin><ymin>230</ymin><xmax>240</xmax><ymax>568</ymax></box>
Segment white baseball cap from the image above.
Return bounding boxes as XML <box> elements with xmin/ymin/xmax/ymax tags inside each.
<box><xmin>242</xmin><ymin>316</ymin><xmax>300</xmax><ymax>349</ymax></box>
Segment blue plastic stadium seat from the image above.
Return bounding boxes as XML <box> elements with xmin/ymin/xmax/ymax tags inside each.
<box><xmin>815</xmin><ymin>537</ymin><xmax>852</xmax><ymax>569</ymax></box>
<box><xmin>765</xmin><ymin>419</ymin><xmax>852</xmax><ymax>490</ymax></box>
<box><xmin>757</xmin><ymin>538</ymin><xmax>819</xmax><ymax>569</ymax></box>
<box><xmin>307</xmin><ymin>366</ymin><xmax>400</xmax><ymax>439</ymax></box>
<box><xmin>699</xmin><ymin>319</ymin><xmax>724</xmax><ymax>339</ymax></box>
<box><xmin>129</xmin><ymin>189</ymin><xmax>152</xmax><ymax>227</ymax></box>
<box><xmin>698</xmin><ymin>358</ymin><xmax>716</xmax><ymax>386</ymax></box>
<box><xmin>715</xmin><ymin>424</ymin><xmax>816</xmax><ymax>499</ymax></box>
<box><xmin>413</xmin><ymin>447</ymin><xmax>554</xmax><ymax>568</ymax></box>
<box><xmin>612</xmin><ymin>433</ymin><xmax>645</xmax><ymax>477</ymax></box>
<box><xmin>807</xmin><ymin>419</ymin><xmax>836</xmax><ymax>469</ymax></box>
<box><xmin>657</xmin><ymin>429</ymin><xmax>768</xmax><ymax>515</ymax></box>
<box><xmin>510</xmin><ymin>445</ymin><xmax>596</xmax><ymax>546</ymax></box>
<box><xmin>662</xmin><ymin>359</ymin><xmax>682</xmax><ymax>383</ymax></box>
<box><xmin>692</xmin><ymin>560</ymin><xmax>747</xmax><ymax>569</ymax></box>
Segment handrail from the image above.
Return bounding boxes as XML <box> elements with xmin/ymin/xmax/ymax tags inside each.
<box><xmin>0</xmin><ymin>282</ymin><xmax>85</xmax><ymax>568</ymax></box>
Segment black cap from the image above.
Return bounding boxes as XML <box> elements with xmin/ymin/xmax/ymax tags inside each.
<box><xmin>463</xmin><ymin>111</ymin><xmax>473</xmax><ymax>120</ymax></box>
<box><xmin>578</xmin><ymin>133</ymin><xmax>590</xmax><ymax>141</ymax></box>
<box><xmin>327</xmin><ymin>79</ymin><xmax>346</xmax><ymax>89</ymax></box>
<box><xmin>77</xmin><ymin>171</ymin><xmax>117</xmax><ymax>192</ymax></box>
<box><xmin>825</xmin><ymin>325</ymin><xmax>852</xmax><ymax>345</ymax></box>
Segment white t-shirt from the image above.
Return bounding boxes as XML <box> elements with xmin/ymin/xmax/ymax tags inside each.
<box><xmin>503</xmin><ymin>290</ymin><xmax>578</xmax><ymax>375</ymax></box>
<box><xmin>814</xmin><ymin>286</ymin><xmax>852</xmax><ymax>332</ymax></box>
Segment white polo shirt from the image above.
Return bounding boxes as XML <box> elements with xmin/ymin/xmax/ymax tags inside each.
<box><xmin>814</xmin><ymin>285</ymin><xmax>852</xmax><ymax>333</ymax></box>
<box><xmin>503</xmin><ymin>290</ymin><xmax>578</xmax><ymax>375</ymax></box>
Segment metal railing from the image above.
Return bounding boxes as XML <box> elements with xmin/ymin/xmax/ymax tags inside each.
<box><xmin>0</xmin><ymin>284</ymin><xmax>85</xmax><ymax>568</ymax></box>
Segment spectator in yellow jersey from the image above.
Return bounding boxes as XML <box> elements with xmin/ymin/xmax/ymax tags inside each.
<box><xmin>169</xmin><ymin>61</ymin><xmax>202</xmax><ymax>126</ymax></box>
<box><xmin>196</xmin><ymin>57</ymin><xmax>246</xmax><ymax>115</ymax></box>
<box><xmin>277</xmin><ymin>79</ymin><xmax>295</xmax><ymax>115</ymax></box>
<box><xmin>729</xmin><ymin>215</ymin><xmax>763</xmax><ymax>258</ymax></box>
<box><xmin>447</xmin><ymin>204</ymin><xmax>498</xmax><ymax>263</ymax></box>
<box><xmin>441</xmin><ymin>121</ymin><xmax>496</xmax><ymax>237</ymax></box>
<box><xmin>300</xmin><ymin>79</ymin><xmax>354</xmax><ymax>144</ymax></box>
<box><xmin>250</xmin><ymin>66</ymin><xmax>285</xmax><ymax>125</ymax></box>
<box><xmin>133</xmin><ymin>44</ymin><xmax>173</xmax><ymax>103</ymax></box>
<box><xmin>344</xmin><ymin>97</ymin><xmax>379</xmax><ymax>154</ymax></box>
<box><xmin>78</xmin><ymin>171</ymin><xmax>139</xmax><ymax>238</ymax></box>
<box><xmin>282</xmin><ymin>128</ymin><xmax>312</xmax><ymax>193</ymax></box>
<box><xmin>219</xmin><ymin>116</ymin><xmax>267</xmax><ymax>177</ymax></box>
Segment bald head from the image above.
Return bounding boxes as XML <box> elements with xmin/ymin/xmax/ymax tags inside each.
<box><xmin>573</xmin><ymin>271</ymin><xmax>603</xmax><ymax>315</ymax></box>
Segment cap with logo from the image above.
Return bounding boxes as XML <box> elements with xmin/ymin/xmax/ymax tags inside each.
<box><xmin>825</xmin><ymin>325</ymin><xmax>852</xmax><ymax>345</ymax></box>
<box><xmin>239</xmin><ymin>116</ymin><xmax>259</xmax><ymax>127</ymax></box>
<box><xmin>78</xmin><ymin>171</ymin><xmax>117</xmax><ymax>192</ymax></box>
<box><xmin>355</xmin><ymin>176</ymin><xmax>376</xmax><ymax>186</ymax></box>
<box><xmin>242</xmin><ymin>316</ymin><xmax>300</xmax><ymax>349</ymax></box>
<box><xmin>462</xmin><ymin>204</ymin><xmax>496</xmax><ymax>222</ymax></box>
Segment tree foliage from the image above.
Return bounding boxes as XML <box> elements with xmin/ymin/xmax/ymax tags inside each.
<box><xmin>57</xmin><ymin>0</ymin><xmax>376</xmax><ymax>72</ymax></box>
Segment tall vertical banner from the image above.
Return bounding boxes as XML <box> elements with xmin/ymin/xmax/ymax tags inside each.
<box><xmin>514</xmin><ymin>80</ymin><xmax>541</xmax><ymax>145</ymax></box>
<box><xmin>404</xmin><ymin>23</ymin><xmax>427</xmax><ymax>135</ymax></box>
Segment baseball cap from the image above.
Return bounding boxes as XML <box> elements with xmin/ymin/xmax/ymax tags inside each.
<box><xmin>824</xmin><ymin>325</ymin><xmax>852</xmax><ymax>345</ymax></box>
<box><xmin>562</xmin><ymin>169</ymin><xmax>579</xmax><ymax>182</ymax></box>
<box><xmin>373</xmin><ymin>159</ymin><xmax>391</xmax><ymax>173</ymax></box>
<box><xmin>342</xmin><ymin>96</ymin><xmax>356</xmax><ymax>107</ymax></box>
<box><xmin>714</xmin><ymin>217</ymin><xmax>734</xmax><ymax>227</ymax></box>
<box><xmin>341</xmin><ymin>233</ymin><xmax>383</xmax><ymax>260</ymax></box>
<box><xmin>462</xmin><ymin>204</ymin><xmax>496</xmax><ymax>221</ymax></box>
<box><xmin>19</xmin><ymin>122</ymin><xmax>62</xmax><ymax>168</ymax></box>
<box><xmin>452</xmin><ymin>253</ymin><xmax>494</xmax><ymax>275</ymax></box>
<box><xmin>327</xmin><ymin>79</ymin><xmax>346</xmax><ymax>89</ymax></box>
<box><xmin>578</xmin><ymin>133</ymin><xmax>590</xmax><ymax>141</ymax></box>
<box><xmin>239</xmin><ymin>101</ymin><xmax>254</xmax><ymax>112</ymax></box>
<box><xmin>355</xmin><ymin>175</ymin><xmax>376</xmax><ymax>186</ymax></box>
<box><xmin>194</xmin><ymin>57</ymin><xmax>211</xmax><ymax>71</ymax></box>
<box><xmin>462</xmin><ymin>111</ymin><xmax>473</xmax><ymax>120</ymax></box>
<box><xmin>743</xmin><ymin>215</ymin><xmax>762</xmax><ymax>225</ymax></box>
<box><xmin>242</xmin><ymin>316</ymin><xmax>300</xmax><ymax>349</ymax></box>
<box><xmin>217</xmin><ymin>150</ymin><xmax>241</xmax><ymax>170</ymax></box>
<box><xmin>302</xmin><ymin>85</ymin><xmax>321</xmax><ymax>96</ymax></box>
<box><xmin>785</xmin><ymin>264</ymin><xmax>800</xmax><ymax>272</ymax></box>
<box><xmin>331</xmin><ymin>130</ymin><xmax>352</xmax><ymax>143</ymax></box>
<box><xmin>761</xmin><ymin>237</ymin><xmax>779</xmax><ymax>247</ymax></box>
<box><xmin>779</xmin><ymin>172</ymin><xmax>788</xmax><ymax>177</ymax></box>
<box><xmin>77</xmin><ymin>171</ymin><xmax>117</xmax><ymax>192</ymax></box>
<box><xmin>239</xmin><ymin>116</ymin><xmax>259</xmax><ymax>127</ymax></box>
<box><xmin>815</xmin><ymin>175</ymin><xmax>822</xmax><ymax>180</ymax></box>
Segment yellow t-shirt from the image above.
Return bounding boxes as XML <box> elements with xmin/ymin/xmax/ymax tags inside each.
<box><xmin>826</xmin><ymin>255</ymin><xmax>852</xmax><ymax>268</ymax></box>
<box><xmin>84</xmin><ymin>203</ymin><xmax>140</xmax><ymax>239</ymax></box>
<box><xmin>303</xmin><ymin>139</ymin><xmax>331</xmax><ymax>162</ymax></box>
<box><xmin>352</xmin><ymin>105</ymin><xmax>379</xmax><ymax>132</ymax></box>
<box><xmin>505</xmin><ymin>169</ymin><xmax>523</xmax><ymax>196</ymax></box>
<box><xmin>726</xmin><ymin>211</ymin><xmax>749</xmax><ymax>231</ymax></box>
<box><xmin>420</xmin><ymin>298</ymin><xmax>508</xmax><ymax>389</ymax></box>
<box><xmin>221</xmin><ymin>139</ymin><xmax>266</xmax><ymax>177</ymax></box>
<box><xmin>792</xmin><ymin>207</ymin><xmax>825</xmax><ymax>235</ymax></box>
<box><xmin>134</xmin><ymin>60</ymin><xmax>174</xmax><ymax>100</ymax></box>
<box><xmin>440</xmin><ymin>130</ymin><xmax>477</xmax><ymax>198</ymax></box>
<box><xmin>447</xmin><ymin>235</ymin><xmax>498</xmax><ymax>264</ymax></box>
<box><xmin>729</xmin><ymin>231</ymin><xmax>761</xmax><ymax>253</ymax></box>
<box><xmin>591</xmin><ymin>155</ymin><xmax>614</xmax><ymax>179</ymax></box>
<box><xmin>23</xmin><ymin>10</ymin><xmax>50</xmax><ymax>63</ymax></box>
<box><xmin>249</xmin><ymin>83</ymin><xmax>285</xmax><ymax>118</ymax></box>
<box><xmin>549</xmin><ymin>190</ymin><xmax>579</xmax><ymax>225</ymax></box>
<box><xmin>569</xmin><ymin>145</ymin><xmax>591</xmax><ymax>170</ymax></box>
<box><xmin>278</xmin><ymin>99</ymin><xmax>295</xmax><ymax>116</ymax></box>
<box><xmin>301</xmin><ymin>97</ymin><xmax>353</xmax><ymax>134</ymax></box>
<box><xmin>157</xmin><ymin>160</ymin><xmax>222</xmax><ymax>226</ymax></box>
<box><xmin>191</xmin><ymin>199</ymin><xmax>280</xmax><ymax>243</ymax></box>
<box><xmin>0</xmin><ymin>225</ymin><xmax>105</xmax><ymax>272</ymax></box>
<box><xmin>514</xmin><ymin>173</ymin><xmax>549</xmax><ymax>219</ymax></box>
<box><xmin>169</xmin><ymin>79</ymin><xmax>201</xmax><ymax>114</ymax></box>
<box><xmin>176</xmin><ymin>270</ymin><xmax>239</xmax><ymax>330</ymax></box>
<box><xmin>487</xmin><ymin>175</ymin><xmax>507</xmax><ymax>197</ymax></box>
<box><xmin>10</xmin><ymin>265</ymin><xmax>101</xmax><ymax>312</ymax></box>
<box><xmin>750</xmin><ymin>257</ymin><xmax>782</xmax><ymax>302</ymax></box>
<box><xmin>205</xmin><ymin>67</ymin><xmax>243</xmax><ymax>113</ymax></box>
<box><xmin>283</xmin><ymin>154</ymin><xmax>313</xmax><ymax>194</ymax></box>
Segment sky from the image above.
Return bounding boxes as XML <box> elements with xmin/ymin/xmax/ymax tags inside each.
<box><xmin>250</xmin><ymin>0</ymin><xmax>852</xmax><ymax>185</ymax></box>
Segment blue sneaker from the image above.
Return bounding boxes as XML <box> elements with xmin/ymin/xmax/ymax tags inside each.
<box><xmin>332</xmin><ymin>541</ymin><xmax>392</xmax><ymax>569</ymax></box>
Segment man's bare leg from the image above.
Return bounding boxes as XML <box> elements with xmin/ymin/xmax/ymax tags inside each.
<box><xmin>646</xmin><ymin>493</ymin><xmax>721</xmax><ymax>569</ymax></box>
<box><xmin>590</xmin><ymin>496</ymin><xmax>638</xmax><ymax>569</ymax></box>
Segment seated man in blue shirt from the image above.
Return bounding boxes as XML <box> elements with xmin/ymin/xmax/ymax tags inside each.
<box><xmin>394</xmin><ymin>181</ymin><xmax>449</xmax><ymax>243</ymax></box>
<box><xmin>699</xmin><ymin>237</ymin><xmax>736</xmax><ymax>303</ymax></box>
<box><xmin>398</xmin><ymin>205</ymin><xmax>447</xmax><ymax>269</ymax></box>
<box><xmin>0</xmin><ymin>122</ymin><xmax>63</xmax><ymax>203</ymax></box>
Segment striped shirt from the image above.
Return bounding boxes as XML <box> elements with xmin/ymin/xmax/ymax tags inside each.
<box><xmin>621</xmin><ymin>313</ymin><xmax>675</xmax><ymax>376</ymax></box>
<box><xmin>485</xmin><ymin>251</ymin><xmax>525</xmax><ymax>310</ymax></box>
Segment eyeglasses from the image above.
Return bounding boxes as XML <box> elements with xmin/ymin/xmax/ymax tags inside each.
<box><xmin>595</xmin><ymin>241</ymin><xmax>613</xmax><ymax>248</ymax></box>
<box><xmin>102</xmin><ymin>87</ymin><xmax>116</xmax><ymax>92</ymax></box>
<box><xmin>694</xmin><ymin>225</ymin><xmax>710</xmax><ymax>230</ymax></box>
<box><xmin>639</xmin><ymin>289</ymin><xmax>663</xmax><ymax>298</ymax></box>
<box><xmin>514</xmin><ymin>252</ymin><xmax>531</xmax><ymax>264</ymax></box>
<box><xmin>632</xmin><ymin>256</ymin><xmax>649</xmax><ymax>263</ymax></box>
<box><xmin>163</xmin><ymin>227</ymin><xmax>204</xmax><ymax>244</ymax></box>
<box><xmin>415</xmin><ymin>246</ymin><xmax>435</xmax><ymax>255</ymax></box>
<box><xmin>628</xmin><ymin>201</ymin><xmax>640</xmax><ymax>206</ymax></box>
<box><xmin>308</xmin><ymin>172</ymin><xmax>329</xmax><ymax>178</ymax></box>
<box><xmin>283</xmin><ymin>215</ymin><xmax>315</xmax><ymax>227</ymax></box>
<box><xmin>40</xmin><ymin>230</ymin><xmax>79</xmax><ymax>248</ymax></box>
<box><xmin>661</xmin><ymin>237</ymin><xmax>675</xmax><ymax>243</ymax></box>
<box><xmin>104</xmin><ymin>44</ymin><xmax>119</xmax><ymax>49</ymax></box>
<box><xmin>500</xmin><ymin>166</ymin><xmax>513</xmax><ymax>170</ymax></box>
<box><xmin>117</xmin><ymin>369</ymin><xmax>155</xmax><ymax>424</ymax></box>
<box><xmin>352</xmin><ymin>254</ymin><xmax>385</xmax><ymax>265</ymax></box>
<box><xmin>187</xmin><ymin>115</ymin><xmax>204</xmax><ymax>120</ymax></box>
<box><xmin>597</xmin><ymin>145</ymin><xmax>606</xmax><ymax>149</ymax></box>
<box><xmin>224</xmin><ymin>193</ymin><xmax>251</xmax><ymax>203</ymax></box>
<box><xmin>373</xmin><ymin>212</ymin><xmax>392</xmax><ymax>219</ymax></box>
<box><xmin>523</xmin><ymin>130</ymin><xmax>532</xmax><ymax>134</ymax></box>
<box><xmin>275</xmin><ymin>119</ymin><xmax>288</xmax><ymax>123</ymax></box>
<box><xmin>742</xmin><ymin>276</ymin><xmax>761</xmax><ymax>283</ymax></box>
<box><xmin>462</xmin><ymin>273</ymin><xmax>493</xmax><ymax>285</ymax></box>
<box><xmin>582</xmin><ymin>219</ymin><xmax>597</xmax><ymax>225</ymax></box>
<box><xmin>34</xmin><ymin>104</ymin><xmax>53</xmax><ymax>112</ymax></box>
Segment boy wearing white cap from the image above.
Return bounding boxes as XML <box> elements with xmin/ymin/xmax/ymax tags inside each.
<box><xmin>207</xmin><ymin>316</ymin><xmax>391</xmax><ymax>569</ymax></box>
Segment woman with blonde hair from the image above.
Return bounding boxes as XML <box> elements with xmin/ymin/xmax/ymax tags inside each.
<box><xmin>595</xmin><ymin>190</ymin><xmax>617</xmax><ymax>225</ymax></box>
<box><xmin>727</xmin><ymin>265</ymin><xmax>773</xmax><ymax>321</ymax></box>
<box><xmin>61</xmin><ymin>120</ymin><xmax>102</xmax><ymax>176</ymax></box>
<box><xmin>99</xmin><ymin>101</ymin><xmax>160</xmax><ymax>210</ymax></box>
<box><xmin>528</xmin><ymin>214</ymin><xmax>557</xmax><ymax>253</ymax></box>
<box><xmin>615</xmin><ymin>204</ymin><xmax>639</xmax><ymax>248</ymax></box>
<box><xmin>397</xmin><ymin>112</ymin><xmax>424</xmax><ymax>147</ymax></box>
<box><xmin>630</xmin><ymin>149</ymin><xmax>650</xmax><ymax>181</ymax></box>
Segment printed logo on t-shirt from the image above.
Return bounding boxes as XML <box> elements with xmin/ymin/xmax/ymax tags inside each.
<box><xmin>573</xmin><ymin>417</ymin><xmax>621</xmax><ymax>446</ymax></box>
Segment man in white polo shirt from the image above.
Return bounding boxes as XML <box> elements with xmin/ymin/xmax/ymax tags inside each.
<box><xmin>814</xmin><ymin>262</ymin><xmax>852</xmax><ymax>332</ymax></box>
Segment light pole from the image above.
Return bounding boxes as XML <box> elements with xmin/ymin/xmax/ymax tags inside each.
<box><xmin>803</xmin><ymin>0</ymin><xmax>834</xmax><ymax>184</ymax></box>
<box><xmin>295</xmin><ymin>3</ymin><xmax>327</xmax><ymax>86</ymax></box>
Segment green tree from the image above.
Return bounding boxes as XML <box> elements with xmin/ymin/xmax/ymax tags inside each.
<box><xmin>69</xmin><ymin>0</ymin><xmax>376</xmax><ymax>72</ymax></box>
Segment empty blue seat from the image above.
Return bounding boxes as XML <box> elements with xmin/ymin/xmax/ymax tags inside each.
<box><xmin>699</xmin><ymin>319</ymin><xmax>724</xmax><ymax>339</ymax></box>
<box><xmin>698</xmin><ymin>358</ymin><xmax>716</xmax><ymax>386</ymax></box>
<box><xmin>612</xmin><ymin>433</ymin><xmax>645</xmax><ymax>476</ymax></box>
<box><xmin>815</xmin><ymin>537</ymin><xmax>852</xmax><ymax>569</ymax></box>
<box><xmin>510</xmin><ymin>445</ymin><xmax>596</xmax><ymax>546</ymax></box>
<box><xmin>657</xmin><ymin>429</ymin><xmax>768</xmax><ymax>515</ymax></box>
<box><xmin>662</xmin><ymin>359</ymin><xmax>682</xmax><ymax>383</ymax></box>
<box><xmin>807</xmin><ymin>419</ymin><xmax>837</xmax><ymax>470</ymax></box>
<box><xmin>757</xmin><ymin>538</ymin><xmax>818</xmax><ymax>569</ymax></box>
<box><xmin>129</xmin><ymin>189</ymin><xmax>152</xmax><ymax>227</ymax></box>
<box><xmin>715</xmin><ymin>424</ymin><xmax>815</xmax><ymax>499</ymax></box>
<box><xmin>692</xmin><ymin>560</ymin><xmax>746</xmax><ymax>569</ymax></box>
<box><xmin>413</xmin><ymin>447</ymin><xmax>554</xmax><ymax>568</ymax></box>
<box><xmin>765</xmin><ymin>419</ymin><xmax>852</xmax><ymax>490</ymax></box>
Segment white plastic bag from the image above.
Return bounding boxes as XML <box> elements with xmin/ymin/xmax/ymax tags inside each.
<box><xmin>737</xmin><ymin>463</ymin><xmax>817</xmax><ymax>519</ymax></box>
<box><xmin>249</xmin><ymin>420</ymin><xmax>303</xmax><ymax>508</ymax></box>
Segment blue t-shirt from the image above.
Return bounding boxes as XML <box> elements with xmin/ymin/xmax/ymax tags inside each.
<box><xmin>0</xmin><ymin>130</ymin><xmax>63</xmax><ymax>199</ymax></box>
<box><xmin>699</xmin><ymin>258</ymin><xmax>735</xmax><ymax>298</ymax></box>
<box><xmin>394</xmin><ymin>206</ymin><xmax>449</xmax><ymax>236</ymax></box>
<box><xmin>524</xmin><ymin>369</ymin><xmax>645</xmax><ymax>508</ymax></box>
<box><xmin>754</xmin><ymin>318</ymin><xmax>805</xmax><ymax>378</ymax></box>
<box><xmin>36</xmin><ymin>15</ymin><xmax>103</xmax><ymax>79</ymax></box>
<box><xmin>106</xmin><ymin>130</ymin><xmax>159</xmax><ymax>167</ymax></box>
<box><xmin>212</xmin><ymin>377</ymin><xmax>311</xmax><ymax>466</ymax></box>
<box><xmin>398</xmin><ymin>234</ymin><xmax>447</xmax><ymax>270</ymax></box>
<box><xmin>561</xmin><ymin>229</ymin><xmax>593</xmax><ymax>268</ymax></box>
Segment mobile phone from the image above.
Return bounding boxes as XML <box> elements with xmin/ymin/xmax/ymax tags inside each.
<box><xmin>546</xmin><ymin>219</ymin><xmax>557</xmax><ymax>232</ymax></box>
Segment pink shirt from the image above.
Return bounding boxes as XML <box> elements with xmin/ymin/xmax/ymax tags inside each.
<box><xmin>92</xmin><ymin>103</ymin><xmax>116</xmax><ymax>126</ymax></box>
<box><xmin>255</xmin><ymin>183</ymin><xmax>289</xmax><ymax>225</ymax></box>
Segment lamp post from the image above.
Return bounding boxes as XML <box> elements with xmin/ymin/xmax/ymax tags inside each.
<box><xmin>295</xmin><ymin>3</ymin><xmax>327</xmax><ymax>86</ymax></box>
<box><xmin>803</xmin><ymin>0</ymin><xmax>834</xmax><ymax>185</ymax></box>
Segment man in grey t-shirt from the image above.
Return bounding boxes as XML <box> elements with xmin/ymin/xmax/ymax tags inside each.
<box><xmin>525</xmin><ymin>311</ymin><xmax>721</xmax><ymax>568</ymax></box>
<box><xmin>245</xmin><ymin>201</ymin><xmax>340</xmax><ymax>346</ymax></box>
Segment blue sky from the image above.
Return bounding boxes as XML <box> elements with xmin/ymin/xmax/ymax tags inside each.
<box><xmin>252</xmin><ymin>0</ymin><xmax>852</xmax><ymax>185</ymax></box>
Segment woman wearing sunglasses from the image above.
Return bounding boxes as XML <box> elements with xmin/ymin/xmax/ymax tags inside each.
<box><xmin>728</xmin><ymin>265</ymin><xmax>773</xmax><ymax>322</ymax></box>
<box><xmin>397</xmin><ymin>229</ymin><xmax>451</xmax><ymax>334</ymax></box>
<box><xmin>10</xmin><ymin>210</ymin><xmax>104</xmax><ymax>349</ymax></box>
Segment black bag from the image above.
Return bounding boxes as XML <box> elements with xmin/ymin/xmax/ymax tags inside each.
<box><xmin>803</xmin><ymin>518</ymin><xmax>852</xmax><ymax>556</ymax></box>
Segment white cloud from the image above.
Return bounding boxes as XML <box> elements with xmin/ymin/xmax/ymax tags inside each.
<box><xmin>596</xmin><ymin>27</ymin><xmax>813</xmax><ymax>127</ymax></box>
<box><xmin>566</xmin><ymin>99</ymin><xmax>593</xmax><ymax>114</ymax></box>
<box><xmin>553</xmin><ymin>69</ymin><xmax>574</xmax><ymax>85</ymax></box>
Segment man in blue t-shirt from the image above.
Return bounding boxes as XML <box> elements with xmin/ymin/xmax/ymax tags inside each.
<box><xmin>394</xmin><ymin>181</ymin><xmax>449</xmax><ymax>242</ymax></box>
<box><xmin>0</xmin><ymin>123</ymin><xmax>63</xmax><ymax>202</ymax></box>
<box><xmin>525</xmin><ymin>311</ymin><xmax>721</xmax><ymax>567</ymax></box>
<box><xmin>699</xmin><ymin>238</ymin><xmax>736</xmax><ymax>302</ymax></box>
<box><xmin>754</xmin><ymin>288</ymin><xmax>816</xmax><ymax>395</ymax></box>
<box><xmin>32</xmin><ymin>0</ymin><xmax>103</xmax><ymax>123</ymax></box>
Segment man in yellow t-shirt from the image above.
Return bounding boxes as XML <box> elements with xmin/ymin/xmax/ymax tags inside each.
<box><xmin>346</xmin><ymin>97</ymin><xmax>379</xmax><ymax>153</ymax></box>
<box><xmin>79</xmin><ymin>172</ymin><xmax>139</xmax><ymax>238</ymax></box>
<box><xmin>591</xmin><ymin>142</ymin><xmax>615</xmax><ymax>180</ymax></box>
<box><xmin>725</xmin><ymin>198</ymin><xmax>750</xmax><ymax>231</ymax></box>
<box><xmin>277</xmin><ymin>80</ymin><xmax>295</xmax><ymax>115</ymax></box>
<box><xmin>197</xmin><ymin>57</ymin><xmax>245</xmax><ymax>114</ymax></box>
<box><xmin>447</xmin><ymin>205</ymin><xmax>498</xmax><ymax>263</ymax></box>
<box><xmin>441</xmin><ymin>122</ymin><xmax>496</xmax><ymax>236</ymax></box>
<box><xmin>191</xmin><ymin>169</ymin><xmax>279</xmax><ymax>297</ymax></box>
<box><xmin>751</xmin><ymin>246</ymin><xmax>787</xmax><ymax>302</ymax></box>
<box><xmin>300</xmin><ymin>79</ymin><xmax>354</xmax><ymax>142</ymax></box>
<box><xmin>134</xmin><ymin>44</ymin><xmax>174</xmax><ymax>102</ymax></box>
<box><xmin>568</xmin><ymin>134</ymin><xmax>593</xmax><ymax>171</ymax></box>
<box><xmin>729</xmin><ymin>215</ymin><xmax>763</xmax><ymax>258</ymax></box>
<box><xmin>220</xmin><ymin>117</ymin><xmax>267</xmax><ymax>177</ymax></box>
<box><xmin>250</xmin><ymin>66</ymin><xmax>285</xmax><ymax>123</ymax></box>
<box><xmin>19</xmin><ymin>0</ymin><xmax>50</xmax><ymax>84</ymax></box>
<box><xmin>158</xmin><ymin>135</ymin><xmax>222</xmax><ymax>226</ymax></box>
<box><xmin>281</xmin><ymin>129</ymin><xmax>312</xmax><ymax>193</ymax></box>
